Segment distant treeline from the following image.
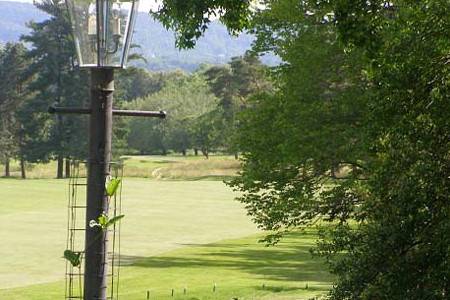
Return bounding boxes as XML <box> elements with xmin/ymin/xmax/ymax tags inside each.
<box><xmin>0</xmin><ymin>1</ymin><xmax>270</xmax><ymax>179</ymax></box>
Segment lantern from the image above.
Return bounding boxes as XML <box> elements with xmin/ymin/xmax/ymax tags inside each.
<box><xmin>66</xmin><ymin>0</ymin><xmax>139</xmax><ymax>68</ymax></box>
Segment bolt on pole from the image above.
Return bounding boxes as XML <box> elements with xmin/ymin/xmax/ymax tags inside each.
<box><xmin>84</xmin><ymin>68</ymin><xmax>114</xmax><ymax>300</ymax></box>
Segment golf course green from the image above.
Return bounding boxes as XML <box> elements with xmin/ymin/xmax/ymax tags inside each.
<box><xmin>0</xmin><ymin>157</ymin><xmax>332</xmax><ymax>299</ymax></box>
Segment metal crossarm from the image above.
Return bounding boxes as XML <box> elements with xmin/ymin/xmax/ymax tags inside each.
<box><xmin>49</xmin><ymin>105</ymin><xmax>167</xmax><ymax>118</ymax></box>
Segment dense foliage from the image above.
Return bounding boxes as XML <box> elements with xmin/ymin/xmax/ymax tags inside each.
<box><xmin>319</xmin><ymin>1</ymin><xmax>450</xmax><ymax>299</ymax></box>
<box><xmin>151</xmin><ymin>0</ymin><xmax>251</xmax><ymax>49</ymax></box>
<box><xmin>127</xmin><ymin>70</ymin><xmax>218</xmax><ymax>155</ymax></box>
<box><xmin>126</xmin><ymin>54</ymin><xmax>269</xmax><ymax>157</ymax></box>
<box><xmin>152</xmin><ymin>0</ymin><xmax>450</xmax><ymax>298</ymax></box>
<box><xmin>230</xmin><ymin>1</ymin><xmax>370</xmax><ymax>244</ymax></box>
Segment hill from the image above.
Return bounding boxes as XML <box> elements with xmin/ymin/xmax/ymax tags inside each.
<box><xmin>0</xmin><ymin>1</ymin><xmax>277</xmax><ymax>71</ymax></box>
<box><xmin>0</xmin><ymin>1</ymin><xmax>48</xmax><ymax>42</ymax></box>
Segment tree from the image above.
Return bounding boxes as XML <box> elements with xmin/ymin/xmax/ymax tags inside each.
<box><xmin>127</xmin><ymin>71</ymin><xmax>218</xmax><ymax>155</ymax></box>
<box><xmin>313</xmin><ymin>1</ymin><xmax>450</xmax><ymax>299</ymax></box>
<box><xmin>115</xmin><ymin>67</ymin><xmax>165</xmax><ymax>102</ymax></box>
<box><xmin>227</xmin><ymin>0</ymin><xmax>370</xmax><ymax>241</ymax></box>
<box><xmin>203</xmin><ymin>53</ymin><xmax>271</xmax><ymax>155</ymax></box>
<box><xmin>191</xmin><ymin>108</ymin><xmax>223</xmax><ymax>158</ymax></box>
<box><xmin>0</xmin><ymin>42</ymin><xmax>28</xmax><ymax>178</ymax></box>
<box><xmin>151</xmin><ymin>0</ymin><xmax>252</xmax><ymax>48</ymax></box>
<box><xmin>21</xmin><ymin>0</ymin><xmax>89</xmax><ymax>178</ymax></box>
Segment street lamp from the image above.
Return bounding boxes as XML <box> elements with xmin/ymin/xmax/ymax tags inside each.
<box><xmin>64</xmin><ymin>1</ymin><xmax>139</xmax><ymax>299</ymax></box>
<box><xmin>66</xmin><ymin>0</ymin><xmax>139</xmax><ymax>68</ymax></box>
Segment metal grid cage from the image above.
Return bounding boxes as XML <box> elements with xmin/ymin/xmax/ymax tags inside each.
<box><xmin>65</xmin><ymin>161</ymin><xmax>124</xmax><ymax>299</ymax></box>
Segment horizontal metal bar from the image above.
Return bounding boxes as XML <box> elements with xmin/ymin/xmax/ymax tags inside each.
<box><xmin>49</xmin><ymin>106</ymin><xmax>90</xmax><ymax>115</ymax></box>
<box><xmin>48</xmin><ymin>106</ymin><xmax>166</xmax><ymax>119</ymax></box>
<box><xmin>113</xmin><ymin>109</ymin><xmax>166</xmax><ymax>118</ymax></box>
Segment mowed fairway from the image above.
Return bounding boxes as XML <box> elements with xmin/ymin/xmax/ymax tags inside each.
<box><xmin>0</xmin><ymin>176</ymin><xmax>332</xmax><ymax>299</ymax></box>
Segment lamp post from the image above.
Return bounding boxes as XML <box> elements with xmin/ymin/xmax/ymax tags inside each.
<box><xmin>63</xmin><ymin>1</ymin><xmax>140</xmax><ymax>299</ymax></box>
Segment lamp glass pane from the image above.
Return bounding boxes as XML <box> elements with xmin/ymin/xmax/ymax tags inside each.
<box><xmin>120</xmin><ymin>0</ymin><xmax>139</xmax><ymax>67</ymax></box>
<box><xmin>66</xmin><ymin>0</ymin><xmax>139</xmax><ymax>68</ymax></box>
<box><xmin>66</xmin><ymin>0</ymin><xmax>96</xmax><ymax>66</ymax></box>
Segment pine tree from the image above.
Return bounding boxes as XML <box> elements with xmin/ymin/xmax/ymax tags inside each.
<box><xmin>0</xmin><ymin>42</ymin><xmax>28</xmax><ymax>177</ymax></box>
<box><xmin>21</xmin><ymin>0</ymin><xmax>89</xmax><ymax>178</ymax></box>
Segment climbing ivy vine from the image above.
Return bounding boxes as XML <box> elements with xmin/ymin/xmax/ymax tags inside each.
<box><xmin>64</xmin><ymin>177</ymin><xmax>124</xmax><ymax>268</ymax></box>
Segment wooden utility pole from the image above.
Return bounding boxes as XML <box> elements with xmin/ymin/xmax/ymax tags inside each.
<box><xmin>84</xmin><ymin>68</ymin><xmax>114</xmax><ymax>299</ymax></box>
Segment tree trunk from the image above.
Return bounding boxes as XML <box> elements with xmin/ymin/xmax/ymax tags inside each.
<box><xmin>331</xmin><ymin>162</ymin><xmax>339</xmax><ymax>178</ymax></box>
<box><xmin>65</xmin><ymin>158</ymin><xmax>71</xmax><ymax>178</ymax></box>
<box><xmin>351</xmin><ymin>163</ymin><xmax>359</xmax><ymax>178</ymax></box>
<box><xmin>194</xmin><ymin>148</ymin><xmax>198</xmax><ymax>156</ymax></box>
<box><xmin>57</xmin><ymin>155</ymin><xmax>64</xmax><ymax>179</ymax></box>
<box><xmin>201</xmin><ymin>148</ymin><xmax>209</xmax><ymax>159</ymax></box>
<box><xmin>4</xmin><ymin>158</ymin><xmax>10</xmax><ymax>177</ymax></box>
<box><xmin>20</xmin><ymin>158</ymin><xmax>26</xmax><ymax>179</ymax></box>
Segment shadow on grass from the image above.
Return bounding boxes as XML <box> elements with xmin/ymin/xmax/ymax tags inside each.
<box><xmin>120</xmin><ymin>232</ymin><xmax>332</xmax><ymax>284</ymax></box>
<box><xmin>176</xmin><ymin>175</ymin><xmax>236</xmax><ymax>181</ymax></box>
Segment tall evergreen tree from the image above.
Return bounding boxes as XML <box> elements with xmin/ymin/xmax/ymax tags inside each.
<box><xmin>21</xmin><ymin>0</ymin><xmax>89</xmax><ymax>178</ymax></box>
<box><xmin>0</xmin><ymin>42</ymin><xmax>28</xmax><ymax>177</ymax></box>
<box><xmin>203</xmin><ymin>53</ymin><xmax>270</xmax><ymax>155</ymax></box>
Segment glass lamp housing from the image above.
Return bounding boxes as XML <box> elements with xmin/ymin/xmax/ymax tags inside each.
<box><xmin>66</xmin><ymin>0</ymin><xmax>139</xmax><ymax>68</ymax></box>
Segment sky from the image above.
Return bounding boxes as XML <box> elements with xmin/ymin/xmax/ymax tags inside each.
<box><xmin>0</xmin><ymin>0</ymin><xmax>160</xmax><ymax>12</ymax></box>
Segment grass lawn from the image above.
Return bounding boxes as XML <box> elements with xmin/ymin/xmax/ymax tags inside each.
<box><xmin>1</xmin><ymin>232</ymin><xmax>332</xmax><ymax>300</ymax></box>
<box><xmin>0</xmin><ymin>159</ymin><xmax>332</xmax><ymax>299</ymax></box>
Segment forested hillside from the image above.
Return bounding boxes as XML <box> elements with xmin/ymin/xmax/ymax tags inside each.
<box><xmin>0</xmin><ymin>1</ymin><xmax>277</xmax><ymax>71</ymax></box>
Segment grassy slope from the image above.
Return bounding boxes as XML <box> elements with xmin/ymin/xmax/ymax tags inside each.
<box><xmin>1</xmin><ymin>232</ymin><xmax>332</xmax><ymax>300</ymax></box>
<box><xmin>0</xmin><ymin>156</ymin><xmax>332</xmax><ymax>299</ymax></box>
<box><xmin>0</xmin><ymin>178</ymin><xmax>257</xmax><ymax>289</ymax></box>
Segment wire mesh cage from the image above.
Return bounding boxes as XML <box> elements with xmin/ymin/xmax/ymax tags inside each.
<box><xmin>65</xmin><ymin>160</ymin><xmax>124</xmax><ymax>299</ymax></box>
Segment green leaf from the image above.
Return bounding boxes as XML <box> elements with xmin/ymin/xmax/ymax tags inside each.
<box><xmin>90</xmin><ymin>213</ymin><xmax>125</xmax><ymax>230</ymax></box>
<box><xmin>97</xmin><ymin>213</ymin><xmax>108</xmax><ymax>227</ymax></box>
<box><xmin>64</xmin><ymin>250</ymin><xmax>82</xmax><ymax>267</ymax></box>
<box><xmin>106</xmin><ymin>214</ymin><xmax>125</xmax><ymax>228</ymax></box>
<box><xmin>106</xmin><ymin>178</ymin><xmax>121</xmax><ymax>197</ymax></box>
